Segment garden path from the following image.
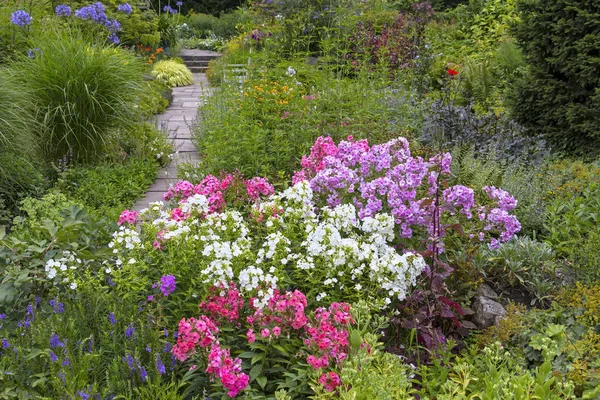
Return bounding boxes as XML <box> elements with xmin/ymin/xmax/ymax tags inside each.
<box><xmin>133</xmin><ymin>72</ymin><xmax>210</xmax><ymax>211</ymax></box>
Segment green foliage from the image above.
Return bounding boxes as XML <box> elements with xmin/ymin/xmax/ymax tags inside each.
<box><xmin>54</xmin><ymin>157</ymin><xmax>158</xmax><ymax>222</ymax></box>
<box><xmin>474</xmin><ymin>236</ymin><xmax>557</xmax><ymax>302</ymax></box>
<box><xmin>151</xmin><ymin>59</ymin><xmax>194</xmax><ymax>87</ymax></box>
<box><xmin>10</xmin><ymin>30</ymin><xmax>145</xmax><ymax>163</ymax></box>
<box><xmin>544</xmin><ymin>183</ymin><xmax>600</xmax><ymax>282</ymax></box>
<box><xmin>138</xmin><ymin>79</ymin><xmax>172</xmax><ymax>117</ymax></box>
<box><xmin>510</xmin><ymin>0</ymin><xmax>600</xmax><ymax>155</ymax></box>
<box><xmin>417</xmin><ymin>341</ymin><xmax>576</xmax><ymax>399</ymax></box>
<box><xmin>449</xmin><ymin>145</ymin><xmax>548</xmax><ymax>235</ymax></box>
<box><xmin>195</xmin><ymin>66</ymin><xmax>409</xmax><ymax>180</ymax></box>
<box><xmin>0</xmin><ymin>206</ymin><xmax>111</xmax><ymax>313</ymax></box>
<box><xmin>11</xmin><ymin>193</ymin><xmax>83</xmax><ymax>236</ymax></box>
<box><xmin>0</xmin><ymin>71</ymin><xmax>44</xmax><ymax>214</ymax></box>
<box><xmin>187</xmin><ymin>13</ymin><xmax>219</xmax><ymax>36</ymax></box>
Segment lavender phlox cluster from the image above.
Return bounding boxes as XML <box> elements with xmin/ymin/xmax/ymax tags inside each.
<box><xmin>295</xmin><ymin>136</ymin><xmax>521</xmax><ymax>249</ymax></box>
<box><xmin>11</xmin><ymin>10</ymin><xmax>32</xmax><ymax>26</ymax></box>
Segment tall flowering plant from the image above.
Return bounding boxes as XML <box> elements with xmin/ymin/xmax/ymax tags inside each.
<box><xmin>293</xmin><ymin>135</ymin><xmax>521</xmax><ymax>348</ymax></box>
<box><xmin>172</xmin><ymin>285</ymin><xmax>352</xmax><ymax>397</ymax></box>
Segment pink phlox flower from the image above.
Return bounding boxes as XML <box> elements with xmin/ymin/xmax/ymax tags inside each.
<box><xmin>118</xmin><ymin>209</ymin><xmax>138</xmax><ymax>225</ymax></box>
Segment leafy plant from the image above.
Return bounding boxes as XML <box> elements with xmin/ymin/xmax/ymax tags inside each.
<box><xmin>510</xmin><ymin>0</ymin><xmax>600</xmax><ymax>155</ymax></box>
<box><xmin>151</xmin><ymin>59</ymin><xmax>194</xmax><ymax>87</ymax></box>
<box><xmin>10</xmin><ymin>30</ymin><xmax>145</xmax><ymax>163</ymax></box>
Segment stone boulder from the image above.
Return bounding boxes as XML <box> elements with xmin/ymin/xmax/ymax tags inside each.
<box><xmin>472</xmin><ymin>296</ymin><xmax>507</xmax><ymax>329</ymax></box>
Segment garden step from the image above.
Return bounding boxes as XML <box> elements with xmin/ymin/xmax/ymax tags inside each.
<box><xmin>184</xmin><ymin>60</ymin><xmax>211</xmax><ymax>66</ymax></box>
<box><xmin>188</xmin><ymin>66</ymin><xmax>209</xmax><ymax>73</ymax></box>
<box><xmin>181</xmin><ymin>55</ymin><xmax>219</xmax><ymax>61</ymax></box>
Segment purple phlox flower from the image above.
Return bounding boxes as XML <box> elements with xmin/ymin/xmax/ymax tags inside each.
<box><xmin>163</xmin><ymin>328</ymin><xmax>168</xmax><ymax>337</ymax></box>
<box><xmin>62</xmin><ymin>357</ymin><xmax>71</xmax><ymax>367</ymax></box>
<box><xmin>50</xmin><ymin>333</ymin><xmax>65</xmax><ymax>348</ymax></box>
<box><xmin>11</xmin><ymin>10</ymin><xmax>33</xmax><ymax>26</ymax></box>
<box><xmin>156</xmin><ymin>356</ymin><xmax>166</xmax><ymax>375</ymax></box>
<box><xmin>27</xmin><ymin>49</ymin><xmax>35</xmax><ymax>58</ymax></box>
<box><xmin>125</xmin><ymin>323</ymin><xmax>135</xmax><ymax>339</ymax></box>
<box><xmin>145</xmin><ymin>345</ymin><xmax>152</xmax><ymax>352</ymax></box>
<box><xmin>78</xmin><ymin>390</ymin><xmax>90</xmax><ymax>400</ymax></box>
<box><xmin>49</xmin><ymin>350</ymin><xmax>58</xmax><ymax>362</ymax></box>
<box><xmin>117</xmin><ymin>3</ymin><xmax>133</xmax><ymax>14</ymax></box>
<box><xmin>0</xmin><ymin>314</ymin><xmax>6</xmax><ymax>320</ymax></box>
<box><xmin>55</xmin><ymin>4</ymin><xmax>71</xmax><ymax>17</ymax></box>
<box><xmin>159</xmin><ymin>275</ymin><xmax>176</xmax><ymax>297</ymax></box>
<box><xmin>176</xmin><ymin>1</ymin><xmax>183</xmax><ymax>6</ymax></box>
<box><xmin>108</xmin><ymin>312</ymin><xmax>117</xmax><ymax>325</ymax></box>
<box><xmin>58</xmin><ymin>371</ymin><xmax>66</xmax><ymax>383</ymax></box>
<box><xmin>483</xmin><ymin>186</ymin><xmax>518</xmax><ymax>211</ymax></box>
<box><xmin>1</xmin><ymin>338</ymin><xmax>10</xmax><ymax>349</ymax></box>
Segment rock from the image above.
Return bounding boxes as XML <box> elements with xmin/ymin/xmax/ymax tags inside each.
<box><xmin>477</xmin><ymin>283</ymin><xmax>498</xmax><ymax>300</ymax></box>
<box><xmin>472</xmin><ymin>296</ymin><xmax>507</xmax><ymax>329</ymax></box>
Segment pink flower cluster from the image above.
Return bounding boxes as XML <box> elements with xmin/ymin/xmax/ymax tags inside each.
<box><xmin>173</xmin><ymin>287</ymin><xmax>354</xmax><ymax>395</ymax></box>
<box><xmin>245</xmin><ymin>177</ymin><xmax>275</xmax><ymax>201</ymax></box>
<box><xmin>318</xmin><ymin>371</ymin><xmax>342</xmax><ymax>392</ymax></box>
<box><xmin>172</xmin><ymin>315</ymin><xmax>249</xmax><ymax>397</ymax></box>
<box><xmin>206</xmin><ymin>345</ymin><xmax>250</xmax><ymax>397</ymax></box>
<box><xmin>173</xmin><ymin>315</ymin><xmax>218</xmax><ymax>361</ymax></box>
<box><xmin>200</xmin><ymin>284</ymin><xmax>245</xmax><ymax>323</ymax></box>
<box><xmin>304</xmin><ymin>303</ymin><xmax>352</xmax><ymax>369</ymax></box>
<box><xmin>293</xmin><ymin>136</ymin><xmax>521</xmax><ymax>248</ymax></box>
<box><xmin>247</xmin><ymin>289</ymin><xmax>309</xmax><ymax>332</ymax></box>
<box><xmin>163</xmin><ymin>173</ymin><xmax>274</xmax><ymax>214</ymax></box>
<box><xmin>118</xmin><ymin>209</ymin><xmax>138</xmax><ymax>225</ymax></box>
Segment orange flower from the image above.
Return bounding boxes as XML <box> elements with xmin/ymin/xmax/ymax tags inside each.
<box><xmin>156</xmin><ymin>48</ymin><xmax>164</xmax><ymax>54</ymax></box>
<box><xmin>148</xmin><ymin>59</ymin><xmax>153</xmax><ymax>64</ymax></box>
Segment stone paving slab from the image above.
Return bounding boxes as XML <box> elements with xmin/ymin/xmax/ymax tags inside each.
<box><xmin>133</xmin><ymin>73</ymin><xmax>210</xmax><ymax>211</ymax></box>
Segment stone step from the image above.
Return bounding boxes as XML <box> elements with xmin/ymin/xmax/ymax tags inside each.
<box><xmin>184</xmin><ymin>60</ymin><xmax>211</xmax><ymax>67</ymax></box>
<box><xmin>181</xmin><ymin>56</ymin><xmax>220</xmax><ymax>62</ymax></box>
<box><xmin>189</xmin><ymin>66</ymin><xmax>208</xmax><ymax>73</ymax></box>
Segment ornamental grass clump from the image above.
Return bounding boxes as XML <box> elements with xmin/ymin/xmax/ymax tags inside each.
<box><xmin>151</xmin><ymin>59</ymin><xmax>194</xmax><ymax>87</ymax></box>
<box><xmin>11</xmin><ymin>30</ymin><xmax>145</xmax><ymax>163</ymax></box>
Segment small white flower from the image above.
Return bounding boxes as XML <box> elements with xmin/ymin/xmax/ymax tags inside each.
<box><xmin>70</xmin><ymin>282</ymin><xmax>77</xmax><ymax>290</ymax></box>
<box><xmin>286</xmin><ymin>66</ymin><xmax>296</xmax><ymax>77</ymax></box>
<box><xmin>128</xmin><ymin>258</ymin><xmax>136</xmax><ymax>264</ymax></box>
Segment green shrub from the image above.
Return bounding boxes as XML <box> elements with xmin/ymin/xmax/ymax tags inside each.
<box><xmin>510</xmin><ymin>0</ymin><xmax>600</xmax><ymax>155</ymax></box>
<box><xmin>10</xmin><ymin>193</ymin><xmax>83</xmax><ymax>236</ymax></box>
<box><xmin>55</xmin><ymin>157</ymin><xmax>158</xmax><ymax>221</ymax></box>
<box><xmin>474</xmin><ymin>236</ymin><xmax>557</xmax><ymax>302</ymax></box>
<box><xmin>0</xmin><ymin>70</ymin><xmax>44</xmax><ymax>215</ymax></box>
<box><xmin>187</xmin><ymin>12</ymin><xmax>219</xmax><ymax>36</ymax></box>
<box><xmin>195</xmin><ymin>67</ymin><xmax>407</xmax><ymax>180</ymax></box>
<box><xmin>10</xmin><ymin>30</ymin><xmax>145</xmax><ymax>163</ymax></box>
<box><xmin>138</xmin><ymin>79</ymin><xmax>171</xmax><ymax>117</ymax></box>
<box><xmin>544</xmin><ymin>183</ymin><xmax>600</xmax><ymax>282</ymax></box>
<box><xmin>151</xmin><ymin>59</ymin><xmax>194</xmax><ymax>87</ymax></box>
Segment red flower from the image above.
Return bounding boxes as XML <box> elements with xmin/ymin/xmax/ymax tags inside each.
<box><xmin>447</xmin><ymin>68</ymin><xmax>459</xmax><ymax>76</ymax></box>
